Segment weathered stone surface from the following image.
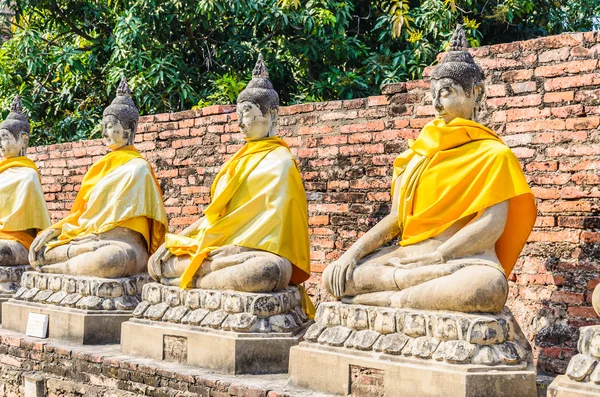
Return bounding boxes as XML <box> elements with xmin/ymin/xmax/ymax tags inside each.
<box><xmin>131</xmin><ymin>283</ymin><xmax>310</xmax><ymax>334</ymax></box>
<box><xmin>76</xmin><ymin>296</ymin><xmax>104</xmax><ymax>310</ymax></box>
<box><xmin>33</xmin><ymin>289</ymin><xmax>53</xmax><ymax>302</ymax></box>
<box><xmin>205</xmin><ymin>291</ymin><xmax>222</xmax><ymax>310</ymax></box>
<box><xmin>269</xmin><ymin>314</ymin><xmax>298</xmax><ymax>332</ymax></box>
<box><xmin>567</xmin><ymin>354</ymin><xmax>597</xmax><ymax>381</ymax></box>
<box><xmin>318</xmin><ymin>326</ymin><xmax>352</xmax><ymax>347</ymax></box>
<box><xmin>373</xmin><ymin>309</ymin><xmax>396</xmax><ymax>334</ymax></box>
<box><xmin>307</xmin><ymin>302</ymin><xmax>530</xmax><ymax>367</ymax></box>
<box><xmin>433</xmin><ymin>316</ymin><xmax>458</xmax><ymax>340</ymax></box>
<box><xmin>184</xmin><ymin>308</ymin><xmax>209</xmax><ymax>326</ymax></box>
<box><xmin>468</xmin><ymin>318</ymin><xmax>506</xmax><ymax>345</ymax></box>
<box><xmin>224</xmin><ymin>313</ymin><xmax>258</xmax><ymax>332</ymax></box>
<box><xmin>164</xmin><ymin>306</ymin><xmax>189</xmax><ymax>323</ymax></box>
<box><xmin>223</xmin><ymin>294</ymin><xmax>244</xmax><ymax>313</ymax></box>
<box><xmin>13</xmin><ymin>272</ymin><xmax>150</xmax><ymax>312</ymax></box>
<box><xmin>47</xmin><ymin>291</ymin><xmax>69</xmax><ymax>305</ymax></box>
<box><xmin>114</xmin><ymin>295</ymin><xmax>139</xmax><ymax>310</ymax></box>
<box><xmin>472</xmin><ymin>345</ymin><xmax>500</xmax><ymax>365</ymax></box>
<box><xmin>202</xmin><ymin>309</ymin><xmax>229</xmax><ymax>328</ymax></box>
<box><xmin>412</xmin><ymin>336</ymin><xmax>440</xmax><ymax>359</ymax></box>
<box><xmin>380</xmin><ymin>333</ymin><xmax>409</xmax><ymax>355</ymax></box>
<box><xmin>404</xmin><ymin>313</ymin><xmax>427</xmax><ymax>338</ymax></box>
<box><xmin>346</xmin><ymin>306</ymin><xmax>369</xmax><ymax>330</ymax></box>
<box><xmin>132</xmin><ymin>301</ymin><xmax>151</xmax><ymax>317</ymax></box>
<box><xmin>352</xmin><ymin>330</ymin><xmax>381</xmax><ymax>351</ymax></box>
<box><xmin>164</xmin><ymin>287</ymin><xmax>182</xmax><ymax>307</ymax></box>
<box><xmin>305</xmin><ymin>323</ymin><xmax>327</xmax><ymax>342</ymax></box>
<box><xmin>62</xmin><ymin>293</ymin><xmax>82</xmax><ymax>307</ymax></box>
<box><xmin>444</xmin><ymin>340</ymin><xmax>477</xmax><ymax>364</ymax></box>
<box><xmin>144</xmin><ymin>302</ymin><xmax>170</xmax><ymax>320</ymax></box>
<box><xmin>185</xmin><ymin>289</ymin><xmax>202</xmax><ymax>309</ymax></box>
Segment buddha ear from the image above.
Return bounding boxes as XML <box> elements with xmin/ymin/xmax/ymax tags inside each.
<box><xmin>19</xmin><ymin>132</ymin><xmax>29</xmax><ymax>149</ymax></box>
<box><xmin>473</xmin><ymin>82</ymin><xmax>485</xmax><ymax>104</ymax></box>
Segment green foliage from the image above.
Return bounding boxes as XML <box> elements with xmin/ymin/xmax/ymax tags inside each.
<box><xmin>0</xmin><ymin>0</ymin><xmax>598</xmax><ymax>145</ymax></box>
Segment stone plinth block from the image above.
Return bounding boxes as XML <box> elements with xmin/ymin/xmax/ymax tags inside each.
<box><xmin>121</xmin><ymin>284</ymin><xmax>312</xmax><ymax>374</ymax></box>
<box><xmin>548</xmin><ymin>325</ymin><xmax>600</xmax><ymax>396</ymax></box>
<box><xmin>289</xmin><ymin>302</ymin><xmax>536</xmax><ymax>397</ymax></box>
<box><xmin>2</xmin><ymin>272</ymin><xmax>152</xmax><ymax>344</ymax></box>
<box><xmin>0</xmin><ymin>265</ymin><xmax>31</xmax><ymax>322</ymax></box>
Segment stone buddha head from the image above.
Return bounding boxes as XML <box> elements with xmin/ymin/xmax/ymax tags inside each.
<box><xmin>102</xmin><ymin>77</ymin><xmax>139</xmax><ymax>150</ymax></box>
<box><xmin>236</xmin><ymin>54</ymin><xmax>280</xmax><ymax>140</ymax></box>
<box><xmin>0</xmin><ymin>95</ymin><xmax>30</xmax><ymax>159</ymax></box>
<box><xmin>430</xmin><ymin>24</ymin><xmax>485</xmax><ymax>123</ymax></box>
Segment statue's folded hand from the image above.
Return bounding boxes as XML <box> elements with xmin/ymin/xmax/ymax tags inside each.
<box><xmin>325</xmin><ymin>256</ymin><xmax>359</xmax><ymax>298</ymax></box>
<box><xmin>30</xmin><ymin>229</ymin><xmax>60</xmax><ymax>254</ymax></box>
<box><xmin>148</xmin><ymin>244</ymin><xmax>169</xmax><ymax>280</ymax></box>
<box><xmin>388</xmin><ymin>251</ymin><xmax>443</xmax><ymax>268</ymax></box>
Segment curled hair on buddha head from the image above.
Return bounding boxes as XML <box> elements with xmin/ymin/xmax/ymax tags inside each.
<box><xmin>431</xmin><ymin>24</ymin><xmax>485</xmax><ymax>97</ymax></box>
<box><xmin>103</xmin><ymin>77</ymin><xmax>139</xmax><ymax>141</ymax></box>
<box><xmin>236</xmin><ymin>54</ymin><xmax>280</xmax><ymax>116</ymax></box>
<box><xmin>0</xmin><ymin>95</ymin><xmax>31</xmax><ymax>140</ymax></box>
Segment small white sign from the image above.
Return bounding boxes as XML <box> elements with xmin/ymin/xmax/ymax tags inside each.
<box><xmin>26</xmin><ymin>313</ymin><xmax>49</xmax><ymax>339</ymax></box>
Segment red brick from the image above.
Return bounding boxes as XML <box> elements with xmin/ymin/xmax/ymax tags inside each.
<box><xmin>506</xmin><ymin>119</ymin><xmax>565</xmax><ymax>133</ymax></box>
<box><xmin>534</xmin><ymin>60</ymin><xmax>598</xmax><ymax>77</ymax></box>
<box><xmin>502</xmin><ymin>69</ymin><xmax>533</xmax><ymax>82</ymax></box>
<box><xmin>565</xmin><ymin>117</ymin><xmax>600</xmax><ymax>130</ymax></box>
<box><xmin>568</xmin><ymin>307</ymin><xmax>598</xmax><ymax>318</ymax></box>
<box><xmin>367</xmin><ymin>96</ymin><xmax>390</xmax><ymax>107</ymax></box>
<box><xmin>339</xmin><ymin>121</ymin><xmax>385</xmax><ymax>134</ymax></box>
<box><xmin>550</xmin><ymin>291</ymin><xmax>585</xmax><ymax>304</ymax></box>
<box><xmin>505</xmin><ymin>94</ymin><xmax>542</xmax><ymax>108</ymax></box>
<box><xmin>538</xmin><ymin>47</ymin><xmax>571</xmax><ymax>63</ymax></box>
<box><xmin>486</xmin><ymin>84</ymin><xmax>506</xmax><ymax>97</ymax></box>
<box><xmin>511</xmin><ymin>82</ymin><xmax>537</xmax><ymax>94</ymax></box>
<box><xmin>545</xmin><ymin>74</ymin><xmax>600</xmax><ymax>91</ymax></box>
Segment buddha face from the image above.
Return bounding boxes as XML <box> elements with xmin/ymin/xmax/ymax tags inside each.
<box><xmin>237</xmin><ymin>101</ymin><xmax>274</xmax><ymax>140</ymax></box>
<box><xmin>103</xmin><ymin>115</ymin><xmax>130</xmax><ymax>150</ymax></box>
<box><xmin>431</xmin><ymin>77</ymin><xmax>482</xmax><ymax>124</ymax></box>
<box><xmin>0</xmin><ymin>129</ymin><xmax>26</xmax><ymax>158</ymax></box>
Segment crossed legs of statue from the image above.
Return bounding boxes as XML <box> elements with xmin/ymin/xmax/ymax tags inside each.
<box><xmin>156</xmin><ymin>245</ymin><xmax>293</xmax><ymax>292</ymax></box>
<box><xmin>324</xmin><ymin>245</ymin><xmax>508</xmax><ymax>313</ymax></box>
<box><xmin>0</xmin><ymin>240</ymin><xmax>29</xmax><ymax>266</ymax></box>
<box><xmin>30</xmin><ymin>227</ymin><xmax>148</xmax><ymax>278</ymax></box>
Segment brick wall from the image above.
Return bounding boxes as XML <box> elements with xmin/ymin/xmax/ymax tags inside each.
<box><xmin>28</xmin><ymin>31</ymin><xmax>600</xmax><ymax>376</ymax></box>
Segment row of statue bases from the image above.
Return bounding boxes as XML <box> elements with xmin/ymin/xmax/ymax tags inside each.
<box><xmin>0</xmin><ymin>26</ymin><xmax>597</xmax><ymax>396</ymax></box>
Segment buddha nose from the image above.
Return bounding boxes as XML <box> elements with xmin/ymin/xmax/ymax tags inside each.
<box><xmin>434</xmin><ymin>98</ymin><xmax>444</xmax><ymax>113</ymax></box>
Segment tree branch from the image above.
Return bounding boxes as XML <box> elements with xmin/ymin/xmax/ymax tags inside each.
<box><xmin>50</xmin><ymin>0</ymin><xmax>96</xmax><ymax>42</ymax></box>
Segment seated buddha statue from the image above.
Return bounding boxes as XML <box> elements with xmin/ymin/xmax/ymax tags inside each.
<box><xmin>29</xmin><ymin>78</ymin><xmax>168</xmax><ymax>278</ymax></box>
<box><xmin>148</xmin><ymin>55</ymin><xmax>313</xmax><ymax>314</ymax></box>
<box><xmin>0</xmin><ymin>95</ymin><xmax>51</xmax><ymax>269</ymax></box>
<box><xmin>323</xmin><ymin>25</ymin><xmax>537</xmax><ymax>314</ymax></box>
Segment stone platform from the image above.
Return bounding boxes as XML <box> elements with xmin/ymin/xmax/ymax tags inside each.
<box><xmin>548</xmin><ymin>325</ymin><xmax>600</xmax><ymax>396</ymax></box>
<box><xmin>121</xmin><ymin>283</ymin><xmax>312</xmax><ymax>374</ymax></box>
<box><xmin>289</xmin><ymin>302</ymin><xmax>537</xmax><ymax>397</ymax></box>
<box><xmin>2</xmin><ymin>271</ymin><xmax>151</xmax><ymax>344</ymax></box>
<box><xmin>0</xmin><ymin>264</ymin><xmax>30</xmax><ymax>322</ymax></box>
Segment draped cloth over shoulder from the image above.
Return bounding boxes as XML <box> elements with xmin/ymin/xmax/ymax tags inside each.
<box><xmin>45</xmin><ymin>146</ymin><xmax>167</xmax><ymax>254</ymax></box>
<box><xmin>0</xmin><ymin>156</ymin><xmax>51</xmax><ymax>249</ymax></box>
<box><xmin>392</xmin><ymin>118</ymin><xmax>536</xmax><ymax>276</ymax></box>
<box><xmin>166</xmin><ymin>137</ymin><xmax>313</xmax><ymax>315</ymax></box>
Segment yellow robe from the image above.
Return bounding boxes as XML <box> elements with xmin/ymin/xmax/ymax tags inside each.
<box><xmin>166</xmin><ymin>137</ymin><xmax>313</xmax><ymax>315</ymax></box>
<box><xmin>46</xmin><ymin>146</ymin><xmax>167</xmax><ymax>254</ymax></box>
<box><xmin>0</xmin><ymin>157</ymin><xmax>51</xmax><ymax>249</ymax></box>
<box><xmin>392</xmin><ymin>118</ymin><xmax>536</xmax><ymax>276</ymax></box>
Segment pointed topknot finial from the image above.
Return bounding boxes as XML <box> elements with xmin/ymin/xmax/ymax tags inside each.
<box><xmin>117</xmin><ymin>76</ymin><xmax>132</xmax><ymax>97</ymax></box>
<box><xmin>252</xmin><ymin>54</ymin><xmax>269</xmax><ymax>79</ymax></box>
<box><xmin>448</xmin><ymin>24</ymin><xmax>469</xmax><ymax>52</ymax></box>
<box><xmin>10</xmin><ymin>95</ymin><xmax>23</xmax><ymax>114</ymax></box>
